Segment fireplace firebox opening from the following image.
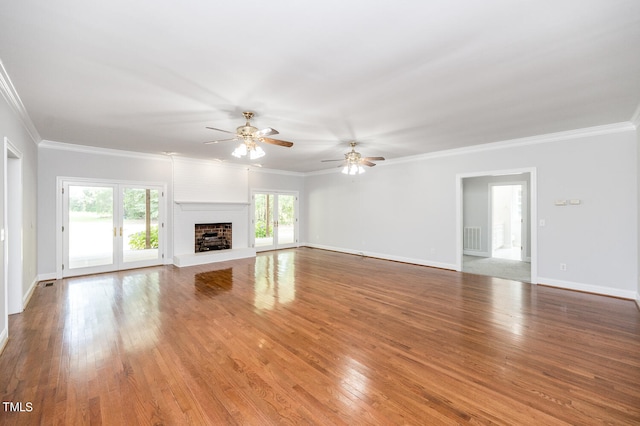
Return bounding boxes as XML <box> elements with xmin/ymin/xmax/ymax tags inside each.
<box><xmin>195</xmin><ymin>223</ymin><xmax>232</xmax><ymax>252</ymax></box>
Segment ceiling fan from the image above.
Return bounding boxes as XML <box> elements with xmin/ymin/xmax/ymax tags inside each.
<box><xmin>321</xmin><ymin>141</ymin><xmax>385</xmax><ymax>175</ymax></box>
<box><xmin>204</xmin><ymin>111</ymin><xmax>293</xmax><ymax>159</ymax></box>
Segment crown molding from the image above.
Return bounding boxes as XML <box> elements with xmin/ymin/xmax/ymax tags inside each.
<box><xmin>248</xmin><ymin>167</ymin><xmax>305</xmax><ymax>177</ymax></box>
<box><xmin>305</xmin><ymin>121</ymin><xmax>635</xmax><ymax>176</ymax></box>
<box><xmin>39</xmin><ymin>139</ymin><xmax>171</xmax><ymax>161</ymax></box>
<box><xmin>0</xmin><ymin>60</ymin><xmax>41</xmax><ymax>145</ymax></box>
<box><xmin>382</xmin><ymin>122</ymin><xmax>637</xmax><ymax>169</ymax></box>
<box><xmin>40</xmin><ymin>120</ymin><xmax>637</xmax><ymax>176</ymax></box>
<box><xmin>169</xmin><ymin>154</ymin><xmax>254</xmax><ymax>171</ymax></box>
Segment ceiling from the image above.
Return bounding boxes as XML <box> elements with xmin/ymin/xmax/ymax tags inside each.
<box><xmin>1</xmin><ymin>1</ymin><xmax>639</xmax><ymax>173</ymax></box>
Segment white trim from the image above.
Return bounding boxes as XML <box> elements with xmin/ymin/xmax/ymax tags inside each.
<box><xmin>0</xmin><ymin>60</ymin><xmax>41</xmax><ymax>144</ymax></box>
<box><xmin>5</xmin><ymin>139</ymin><xmax>23</xmax><ymax>314</ymax></box>
<box><xmin>38</xmin><ymin>272</ymin><xmax>58</xmax><ymax>282</ymax></box>
<box><xmin>306</xmin><ymin>122</ymin><xmax>635</xmax><ymax>175</ymax></box>
<box><xmin>635</xmin><ymin>293</ymin><xmax>640</xmax><ymax>310</ymax></box>
<box><xmin>249</xmin><ymin>167</ymin><xmax>305</xmax><ymax>177</ymax></box>
<box><xmin>0</xmin><ymin>326</ymin><xmax>7</xmax><ymax>355</ymax></box>
<box><xmin>539</xmin><ymin>277</ymin><xmax>637</xmax><ymax>300</ymax></box>
<box><xmin>22</xmin><ymin>277</ymin><xmax>37</xmax><ymax>309</ymax></box>
<box><xmin>37</xmin><ymin>120</ymin><xmax>637</xmax><ymax>177</ymax></box>
<box><xmin>40</xmin><ymin>140</ymin><xmax>172</xmax><ymax>162</ymax></box>
<box><xmin>304</xmin><ymin>243</ymin><xmax>457</xmax><ymax>271</ymax></box>
<box><xmin>175</xmin><ymin>201</ymin><xmax>250</xmax><ymax>211</ymax></box>
<box><xmin>168</xmin><ymin>155</ymin><xmax>251</xmax><ymax>170</ymax></box>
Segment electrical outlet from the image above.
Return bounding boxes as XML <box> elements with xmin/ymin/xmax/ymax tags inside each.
<box><xmin>560</xmin><ymin>263</ymin><xmax>567</xmax><ymax>271</ymax></box>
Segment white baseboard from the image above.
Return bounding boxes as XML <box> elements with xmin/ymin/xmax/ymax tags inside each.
<box><xmin>635</xmin><ymin>293</ymin><xmax>640</xmax><ymax>310</ymax></box>
<box><xmin>23</xmin><ymin>277</ymin><xmax>38</xmax><ymax>309</ymax></box>
<box><xmin>0</xmin><ymin>326</ymin><xmax>8</xmax><ymax>355</ymax></box>
<box><xmin>538</xmin><ymin>277</ymin><xmax>636</xmax><ymax>300</ymax></box>
<box><xmin>38</xmin><ymin>272</ymin><xmax>58</xmax><ymax>281</ymax></box>
<box><xmin>304</xmin><ymin>243</ymin><xmax>457</xmax><ymax>271</ymax></box>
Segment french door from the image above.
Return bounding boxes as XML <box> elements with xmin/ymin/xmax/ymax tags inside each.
<box><xmin>61</xmin><ymin>180</ymin><xmax>165</xmax><ymax>277</ymax></box>
<box><xmin>252</xmin><ymin>191</ymin><xmax>298</xmax><ymax>251</ymax></box>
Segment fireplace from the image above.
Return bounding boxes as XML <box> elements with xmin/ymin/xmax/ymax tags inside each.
<box><xmin>195</xmin><ymin>223</ymin><xmax>232</xmax><ymax>252</ymax></box>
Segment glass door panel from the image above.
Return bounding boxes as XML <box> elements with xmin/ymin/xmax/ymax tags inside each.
<box><xmin>253</xmin><ymin>191</ymin><xmax>297</xmax><ymax>251</ymax></box>
<box><xmin>277</xmin><ymin>194</ymin><xmax>295</xmax><ymax>246</ymax></box>
<box><xmin>123</xmin><ymin>187</ymin><xmax>160</xmax><ymax>264</ymax></box>
<box><xmin>63</xmin><ymin>180</ymin><xmax>164</xmax><ymax>277</ymax></box>
<box><xmin>254</xmin><ymin>193</ymin><xmax>275</xmax><ymax>248</ymax></box>
<box><xmin>66</xmin><ymin>184</ymin><xmax>115</xmax><ymax>271</ymax></box>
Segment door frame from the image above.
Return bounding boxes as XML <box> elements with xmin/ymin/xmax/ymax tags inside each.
<box><xmin>4</xmin><ymin>138</ymin><xmax>23</xmax><ymax>314</ymax></box>
<box><xmin>488</xmin><ymin>181</ymin><xmax>527</xmax><ymax>261</ymax></box>
<box><xmin>250</xmin><ymin>189</ymin><xmax>299</xmax><ymax>252</ymax></box>
<box><xmin>456</xmin><ymin>167</ymin><xmax>537</xmax><ymax>284</ymax></box>
<box><xmin>56</xmin><ymin>177</ymin><xmax>167</xmax><ymax>278</ymax></box>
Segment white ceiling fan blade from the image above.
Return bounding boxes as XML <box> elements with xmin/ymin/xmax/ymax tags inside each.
<box><xmin>206</xmin><ymin>126</ymin><xmax>236</xmax><ymax>135</ymax></box>
<box><xmin>203</xmin><ymin>137</ymin><xmax>238</xmax><ymax>145</ymax></box>
<box><xmin>254</xmin><ymin>127</ymin><xmax>279</xmax><ymax>137</ymax></box>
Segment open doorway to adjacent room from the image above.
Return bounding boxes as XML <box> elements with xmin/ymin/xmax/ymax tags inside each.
<box><xmin>458</xmin><ymin>169</ymin><xmax>536</xmax><ymax>284</ymax></box>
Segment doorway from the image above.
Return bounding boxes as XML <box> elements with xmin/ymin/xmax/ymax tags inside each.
<box><xmin>457</xmin><ymin>169</ymin><xmax>537</xmax><ymax>284</ymax></box>
<box><xmin>252</xmin><ymin>191</ymin><xmax>298</xmax><ymax>251</ymax></box>
<box><xmin>61</xmin><ymin>179</ymin><xmax>165</xmax><ymax>277</ymax></box>
<box><xmin>490</xmin><ymin>182</ymin><xmax>526</xmax><ymax>261</ymax></box>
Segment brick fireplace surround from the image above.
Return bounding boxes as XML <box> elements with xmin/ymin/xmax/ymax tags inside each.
<box><xmin>194</xmin><ymin>223</ymin><xmax>232</xmax><ymax>252</ymax></box>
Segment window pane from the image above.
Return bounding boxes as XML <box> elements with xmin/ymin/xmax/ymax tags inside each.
<box><xmin>68</xmin><ymin>186</ymin><xmax>114</xmax><ymax>269</ymax></box>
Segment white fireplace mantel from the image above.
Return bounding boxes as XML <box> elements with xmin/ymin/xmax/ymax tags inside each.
<box><xmin>175</xmin><ymin>201</ymin><xmax>250</xmax><ymax>211</ymax></box>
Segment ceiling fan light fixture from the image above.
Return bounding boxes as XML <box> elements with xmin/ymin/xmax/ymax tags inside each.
<box><xmin>249</xmin><ymin>145</ymin><xmax>265</xmax><ymax>160</ymax></box>
<box><xmin>342</xmin><ymin>163</ymin><xmax>365</xmax><ymax>175</ymax></box>
<box><xmin>231</xmin><ymin>143</ymin><xmax>247</xmax><ymax>158</ymax></box>
<box><xmin>232</xmin><ymin>140</ymin><xmax>265</xmax><ymax>160</ymax></box>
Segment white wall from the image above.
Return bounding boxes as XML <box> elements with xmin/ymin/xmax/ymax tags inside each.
<box><xmin>0</xmin><ymin>77</ymin><xmax>39</xmax><ymax>349</ymax></box>
<box><xmin>305</xmin><ymin>126</ymin><xmax>638</xmax><ymax>298</ymax></box>
<box><xmin>37</xmin><ymin>142</ymin><xmax>173</xmax><ymax>276</ymax></box>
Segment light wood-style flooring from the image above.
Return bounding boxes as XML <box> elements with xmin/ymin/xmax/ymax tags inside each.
<box><xmin>1</xmin><ymin>248</ymin><xmax>639</xmax><ymax>424</ymax></box>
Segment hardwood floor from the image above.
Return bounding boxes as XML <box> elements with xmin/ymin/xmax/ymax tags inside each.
<box><xmin>1</xmin><ymin>247</ymin><xmax>639</xmax><ymax>425</ymax></box>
